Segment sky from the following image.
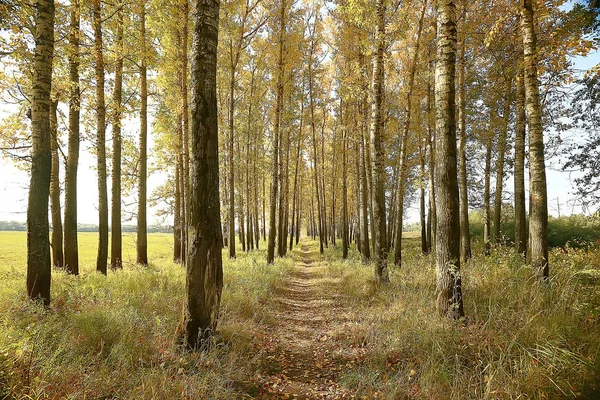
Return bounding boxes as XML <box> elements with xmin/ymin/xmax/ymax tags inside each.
<box><xmin>0</xmin><ymin>49</ymin><xmax>598</xmax><ymax>227</ymax></box>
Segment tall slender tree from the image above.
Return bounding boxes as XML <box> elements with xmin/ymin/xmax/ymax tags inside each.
<box><xmin>111</xmin><ymin>2</ymin><xmax>124</xmax><ymax>269</ymax></box>
<box><xmin>457</xmin><ymin>0</ymin><xmax>471</xmax><ymax>264</ymax></box>
<box><xmin>514</xmin><ymin>66</ymin><xmax>527</xmax><ymax>256</ymax></box>
<box><xmin>434</xmin><ymin>0</ymin><xmax>464</xmax><ymax>318</ymax></box>
<box><xmin>137</xmin><ymin>0</ymin><xmax>148</xmax><ymax>265</ymax></box>
<box><xmin>184</xmin><ymin>0</ymin><xmax>223</xmax><ymax>350</ymax></box>
<box><xmin>267</xmin><ymin>0</ymin><xmax>286</xmax><ymax>264</ymax></box>
<box><xmin>371</xmin><ymin>0</ymin><xmax>389</xmax><ymax>284</ymax></box>
<box><xmin>64</xmin><ymin>0</ymin><xmax>80</xmax><ymax>275</ymax></box>
<box><xmin>27</xmin><ymin>0</ymin><xmax>55</xmax><ymax>305</ymax></box>
<box><xmin>49</xmin><ymin>100</ymin><xmax>63</xmax><ymax>268</ymax></box>
<box><xmin>521</xmin><ymin>0</ymin><xmax>549</xmax><ymax>280</ymax></box>
<box><xmin>94</xmin><ymin>0</ymin><xmax>109</xmax><ymax>275</ymax></box>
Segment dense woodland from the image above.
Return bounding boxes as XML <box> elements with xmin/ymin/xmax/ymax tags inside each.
<box><xmin>1</xmin><ymin>0</ymin><xmax>600</xmax><ymax>397</ymax></box>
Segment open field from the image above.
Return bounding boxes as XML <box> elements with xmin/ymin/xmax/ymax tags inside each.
<box><xmin>1</xmin><ymin>231</ymin><xmax>600</xmax><ymax>399</ymax></box>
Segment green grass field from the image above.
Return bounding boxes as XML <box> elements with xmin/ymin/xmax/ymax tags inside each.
<box><xmin>1</xmin><ymin>231</ymin><xmax>600</xmax><ymax>399</ymax></box>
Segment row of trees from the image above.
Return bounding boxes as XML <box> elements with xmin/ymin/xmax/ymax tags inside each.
<box><xmin>6</xmin><ymin>0</ymin><xmax>599</xmax><ymax>348</ymax></box>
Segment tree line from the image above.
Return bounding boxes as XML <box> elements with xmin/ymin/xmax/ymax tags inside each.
<box><xmin>3</xmin><ymin>0</ymin><xmax>599</xmax><ymax>349</ymax></box>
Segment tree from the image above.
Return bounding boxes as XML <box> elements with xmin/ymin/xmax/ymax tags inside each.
<box><xmin>27</xmin><ymin>0</ymin><xmax>55</xmax><ymax>305</ymax></box>
<box><xmin>521</xmin><ymin>0</ymin><xmax>549</xmax><ymax>281</ymax></box>
<box><xmin>267</xmin><ymin>0</ymin><xmax>287</xmax><ymax>265</ymax></box>
<box><xmin>137</xmin><ymin>0</ymin><xmax>149</xmax><ymax>266</ymax></box>
<box><xmin>371</xmin><ymin>0</ymin><xmax>389</xmax><ymax>284</ymax></box>
<box><xmin>457</xmin><ymin>0</ymin><xmax>471</xmax><ymax>264</ymax></box>
<box><xmin>111</xmin><ymin>1</ymin><xmax>124</xmax><ymax>269</ymax></box>
<box><xmin>64</xmin><ymin>0</ymin><xmax>81</xmax><ymax>275</ymax></box>
<box><xmin>184</xmin><ymin>0</ymin><xmax>223</xmax><ymax>350</ymax></box>
<box><xmin>514</xmin><ymin>66</ymin><xmax>527</xmax><ymax>256</ymax></box>
<box><xmin>94</xmin><ymin>0</ymin><xmax>109</xmax><ymax>275</ymax></box>
<box><xmin>49</xmin><ymin>100</ymin><xmax>63</xmax><ymax>268</ymax></box>
<box><xmin>434</xmin><ymin>0</ymin><xmax>464</xmax><ymax>318</ymax></box>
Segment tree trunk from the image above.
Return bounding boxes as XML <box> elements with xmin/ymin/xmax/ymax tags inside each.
<box><xmin>27</xmin><ymin>0</ymin><xmax>55</xmax><ymax>305</ymax></box>
<box><xmin>184</xmin><ymin>0</ymin><xmax>223</xmax><ymax>350</ymax></box>
<box><xmin>457</xmin><ymin>4</ymin><xmax>471</xmax><ymax>264</ymax></box>
<box><xmin>308</xmin><ymin>27</ymin><xmax>324</xmax><ymax>255</ymax></box>
<box><xmin>63</xmin><ymin>0</ymin><xmax>80</xmax><ymax>275</ymax></box>
<box><xmin>93</xmin><ymin>0</ymin><xmax>108</xmax><ymax>275</ymax></box>
<box><xmin>426</xmin><ymin>77</ymin><xmax>436</xmax><ymax>252</ymax></box>
<box><xmin>137</xmin><ymin>0</ymin><xmax>148</xmax><ymax>265</ymax></box>
<box><xmin>341</xmin><ymin>103</ymin><xmax>349</xmax><ymax>259</ymax></box>
<box><xmin>290</xmin><ymin>96</ymin><xmax>304</xmax><ymax>251</ymax></box>
<box><xmin>434</xmin><ymin>0</ymin><xmax>464</xmax><ymax>319</ymax></box>
<box><xmin>111</xmin><ymin>3</ymin><xmax>123</xmax><ymax>269</ymax></box>
<box><xmin>371</xmin><ymin>0</ymin><xmax>388</xmax><ymax>284</ymax></box>
<box><xmin>49</xmin><ymin>100</ymin><xmax>63</xmax><ymax>268</ymax></box>
<box><xmin>419</xmin><ymin>145</ymin><xmax>428</xmax><ymax>254</ymax></box>
<box><xmin>174</xmin><ymin>161</ymin><xmax>182</xmax><ymax>262</ymax></box>
<box><xmin>267</xmin><ymin>0</ymin><xmax>286</xmax><ymax>264</ymax></box>
<box><xmin>483</xmin><ymin>119</ymin><xmax>493</xmax><ymax>256</ymax></box>
<box><xmin>493</xmin><ymin>78</ymin><xmax>513</xmax><ymax>243</ymax></box>
<box><xmin>181</xmin><ymin>3</ymin><xmax>190</xmax><ymax>264</ymax></box>
<box><xmin>394</xmin><ymin>1</ymin><xmax>426</xmax><ymax>267</ymax></box>
<box><xmin>359</xmin><ymin>107</ymin><xmax>370</xmax><ymax>261</ymax></box>
<box><xmin>514</xmin><ymin>66</ymin><xmax>527</xmax><ymax>256</ymax></box>
<box><xmin>521</xmin><ymin>0</ymin><xmax>549</xmax><ymax>280</ymax></box>
<box><xmin>228</xmin><ymin>61</ymin><xmax>236</xmax><ymax>258</ymax></box>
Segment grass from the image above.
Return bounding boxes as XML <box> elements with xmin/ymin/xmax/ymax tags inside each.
<box><xmin>0</xmin><ymin>232</ymin><xmax>294</xmax><ymax>399</ymax></box>
<box><xmin>321</xmin><ymin>235</ymin><xmax>600</xmax><ymax>399</ymax></box>
<box><xmin>1</xmin><ymin>231</ymin><xmax>599</xmax><ymax>399</ymax></box>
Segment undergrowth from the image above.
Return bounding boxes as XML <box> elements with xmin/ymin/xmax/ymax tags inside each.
<box><xmin>322</xmin><ymin>235</ymin><xmax>600</xmax><ymax>399</ymax></box>
<box><xmin>0</xmin><ymin>232</ymin><xmax>292</xmax><ymax>399</ymax></box>
<box><xmin>2</xmin><ymin>231</ymin><xmax>599</xmax><ymax>399</ymax></box>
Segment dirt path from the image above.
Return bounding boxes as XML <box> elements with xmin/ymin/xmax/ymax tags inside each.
<box><xmin>253</xmin><ymin>242</ymin><xmax>361</xmax><ymax>399</ymax></box>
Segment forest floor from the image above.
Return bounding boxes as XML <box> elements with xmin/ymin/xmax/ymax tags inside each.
<box><xmin>252</xmin><ymin>243</ymin><xmax>362</xmax><ymax>399</ymax></box>
<box><xmin>1</xmin><ymin>231</ymin><xmax>599</xmax><ymax>399</ymax></box>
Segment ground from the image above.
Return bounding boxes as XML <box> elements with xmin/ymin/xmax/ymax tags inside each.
<box><xmin>1</xmin><ymin>231</ymin><xmax>599</xmax><ymax>399</ymax></box>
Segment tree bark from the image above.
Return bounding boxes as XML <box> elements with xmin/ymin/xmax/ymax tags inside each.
<box><xmin>137</xmin><ymin>0</ymin><xmax>148</xmax><ymax>265</ymax></box>
<box><xmin>521</xmin><ymin>0</ymin><xmax>549</xmax><ymax>280</ymax></box>
<box><xmin>184</xmin><ymin>0</ymin><xmax>223</xmax><ymax>350</ymax></box>
<box><xmin>63</xmin><ymin>0</ymin><xmax>80</xmax><ymax>275</ymax></box>
<box><xmin>181</xmin><ymin>3</ymin><xmax>190</xmax><ymax>264</ymax></box>
<box><xmin>426</xmin><ymin>77</ymin><xmax>436</xmax><ymax>252</ymax></box>
<box><xmin>27</xmin><ymin>0</ymin><xmax>55</xmax><ymax>305</ymax></box>
<box><xmin>514</xmin><ymin>67</ymin><xmax>527</xmax><ymax>256</ymax></box>
<box><xmin>267</xmin><ymin>0</ymin><xmax>286</xmax><ymax>264</ymax></box>
<box><xmin>493</xmin><ymin>78</ymin><xmax>513</xmax><ymax>242</ymax></box>
<box><xmin>93</xmin><ymin>0</ymin><xmax>108</xmax><ymax>275</ymax></box>
<box><xmin>49</xmin><ymin>100</ymin><xmax>63</xmax><ymax>268</ymax></box>
<box><xmin>483</xmin><ymin>131</ymin><xmax>492</xmax><ymax>256</ymax></box>
<box><xmin>341</xmin><ymin>103</ymin><xmax>349</xmax><ymax>259</ymax></box>
<box><xmin>371</xmin><ymin>0</ymin><xmax>389</xmax><ymax>284</ymax></box>
<box><xmin>457</xmin><ymin>3</ymin><xmax>471</xmax><ymax>264</ymax></box>
<box><xmin>111</xmin><ymin>3</ymin><xmax>123</xmax><ymax>269</ymax></box>
<box><xmin>435</xmin><ymin>0</ymin><xmax>464</xmax><ymax>319</ymax></box>
<box><xmin>394</xmin><ymin>1</ymin><xmax>426</xmax><ymax>267</ymax></box>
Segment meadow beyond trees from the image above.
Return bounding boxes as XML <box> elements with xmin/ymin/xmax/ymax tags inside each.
<box><xmin>1</xmin><ymin>0</ymin><xmax>600</xmax><ymax>398</ymax></box>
